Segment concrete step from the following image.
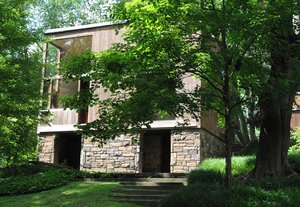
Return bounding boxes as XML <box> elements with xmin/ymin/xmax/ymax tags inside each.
<box><xmin>113</xmin><ymin>194</ymin><xmax>166</xmax><ymax>199</ymax></box>
<box><xmin>112</xmin><ymin>178</ymin><xmax>186</xmax><ymax>207</ymax></box>
<box><xmin>86</xmin><ymin>177</ymin><xmax>187</xmax><ymax>183</ymax></box>
<box><xmin>119</xmin><ymin>181</ymin><xmax>186</xmax><ymax>186</ymax></box>
<box><xmin>115</xmin><ymin>198</ymin><xmax>158</xmax><ymax>207</ymax></box>
<box><xmin>113</xmin><ymin>186</ymin><xmax>179</xmax><ymax>195</ymax></box>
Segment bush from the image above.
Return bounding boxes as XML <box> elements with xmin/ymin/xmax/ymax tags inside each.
<box><xmin>187</xmin><ymin>169</ymin><xmax>223</xmax><ymax>185</ymax></box>
<box><xmin>0</xmin><ymin>162</ymin><xmax>83</xmax><ymax>195</ymax></box>
<box><xmin>248</xmin><ymin>175</ymin><xmax>300</xmax><ymax>190</ymax></box>
<box><xmin>200</xmin><ymin>156</ymin><xmax>255</xmax><ymax>176</ymax></box>
<box><xmin>160</xmin><ymin>181</ymin><xmax>300</xmax><ymax>207</ymax></box>
<box><xmin>160</xmin><ymin>183</ymin><xmax>227</xmax><ymax>207</ymax></box>
<box><xmin>288</xmin><ymin>152</ymin><xmax>300</xmax><ymax>173</ymax></box>
<box><xmin>289</xmin><ymin>128</ymin><xmax>300</xmax><ymax>154</ymax></box>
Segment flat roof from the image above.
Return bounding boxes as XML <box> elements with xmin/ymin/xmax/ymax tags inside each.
<box><xmin>45</xmin><ymin>21</ymin><xmax>124</xmax><ymax>35</ymax></box>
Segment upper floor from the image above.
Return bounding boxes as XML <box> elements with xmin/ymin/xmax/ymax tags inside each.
<box><xmin>38</xmin><ymin>22</ymin><xmax>221</xmax><ymax>137</ymax></box>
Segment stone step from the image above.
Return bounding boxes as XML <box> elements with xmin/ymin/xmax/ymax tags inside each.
<box><xmin>112</xmin><ymin>179</ymin><xmax>186</xmax><ymax>207</ymax></box>
<box><xmin>86</xmin><ymin>177</ymin><xmax>187</xmax><ymax>184</ymax></box>
<box><xmin>119</xmin><ymin>181</ymin><xmax>186</xmax><ymax>187</ymax></box>
<box><xmin>113</xmin><ymin>188</ymin><xmax>177</xmax><ymax>195</ymax></box>
<box><xmin>116</xmin><ymin>198</ymin><xmax>158</xmax><ymax>207</ymax></box>
<box><xmin>118</xmin><ymin>184</ymin><xmax>184</xmax><ymax>191</ymax></box>
<box><xmin>113</xmin><ymin>194</ymin><xmax>166</xmax><ymax>200</ymax></box>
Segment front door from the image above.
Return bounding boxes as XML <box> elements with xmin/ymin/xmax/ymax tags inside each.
<box><xmin>54</xmin><ymin>133</ymin><xmax>81</xmax><ymax>169</ymax></box>
<box><xmin>142</xmin><ymin>130</ymin><xmax>170</xmax><ymax>173</ymax></box>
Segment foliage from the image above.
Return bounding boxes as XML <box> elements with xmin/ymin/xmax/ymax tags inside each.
<box><xmin>187</xmin><ymin>169</ymin><xmax>223</xmax><ymax>185</ymax></box>
<box><xmin>0</xmin><ymin>162</ymin><xmax>83</xmax><ymax>195</ymax></box>
<box><xmin>0</xmin><ymin>182</ymin><xmax>139</xmax><ymax>207</ymax></box>
<box><xmin>288</xmin><ymin>152</ymin><xmax>300</xmax><ymax>173</ymax></box>
<box><xmin>160</xmin><ymin>182</ymin><xmax>300</xmax><ymax>207</ymax></box>
<box><xmin>161</xmin><ymin>172</ymin><xmax>300</xmax><ymax>207</ymax></box>
<box><xmin>289</xmin><ymin>127</ymin><xmax>300</xmax><ymax>154</ymax></box>
<box><xmin>0</xmin><ymin>0</ymin><xmax>41</xmax><ymax>166</ymax></box>
<box><xmin>28</xmin><ymin>0</ymin><xmax>118</xmax><ymax>30</ymax></box>
<box><xmin>200</xmin><ymin>156</ymin><xmax>255</xmax><ymax>176</ymax></box>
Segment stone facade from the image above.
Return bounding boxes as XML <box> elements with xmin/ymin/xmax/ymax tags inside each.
<box><xmin>170</xmin><ymin>128</ymin><xmax>225</xmax><ymax>173</ymax></box>
<box><xmin>200</xmin><ymin>129</ymin><xmax>226</xmax><ymax>160</ymax></box>
<box><xmin>38</xmin><ymin>128</ymin><xmax>225</xmax><ymax>173</ymax></box>
<box><xmin>171</xmin><ymin>129</ymin><xmax>201</xmax><ymax>173</ymax></box>
<box><xmin>81</xmin><ymin>134</ymin><xmax>140</xmax><ymax>173</ymax></box>
<box><xmin>38</xmin><ymin>133</ymin><xmax>55</xmax><ymax>163</ymax></box>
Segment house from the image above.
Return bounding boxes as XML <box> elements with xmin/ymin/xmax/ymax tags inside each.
<box><xmin>37</xmin><ymin>22</ymin><xmax>225</xmax><ymax>173</ymax></box>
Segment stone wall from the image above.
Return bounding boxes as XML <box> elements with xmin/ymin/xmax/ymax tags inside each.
<box><xmin>170</xmin><ymin>128</ymin><xmax>225</xmax><ymax>173</ymax></box>
<box><xmin>38</xmin><ymin>128</ymin><xmax>225</xmax><ymax>174</ymax></box>
<box><xmin>200</xmin><ymin>129</ymin><xmax>226</xmax><ymax>161</ymax></box>
<box><xmin>81</xmin><ymin>134</ymin><xmax>140</xmax><ymax>173</ymax></box>
<box><xmin>171</xmin><ymin>129</ymin><xmax>201</xmax><ymax>173</ymax></box>
<box><xmin>38</xmin><ymin>133</ymin><xmax>55</xmax><ymax>163</ymax></box>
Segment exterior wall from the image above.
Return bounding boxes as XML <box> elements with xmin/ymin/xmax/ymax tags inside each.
<box><xmin>170</xmin><ymin>128</ymin><xmax>225</xmax><ymax>173</ymax></box>
<box><xmin>38</xmin><ymin>133</ymin><xmax>55</xmax><ymax>163</ymax></box>
<box><xmin>200</xmin><ymin>129</ymin><xmax>226</xmax><ymax>160</ymax></box>
<box><xmin>80</xmin><ymin>134</ymin><xmax>140</xmax><ymax>173</ymax></box>
<box><xmin>38</xmin><ymin>128</ymin><xmax>225</xmax><ymax>173</ymax></box>
<box><xmin>171</xmin><ymin>129</ymin><xmax>201</xmax><ymax>173</ymax></box>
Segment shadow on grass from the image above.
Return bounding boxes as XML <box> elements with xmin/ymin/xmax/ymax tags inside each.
<box><xmin>0</xmin><ymin>182</ymin><xmax>140</xmax><ymax>207</ymax></box>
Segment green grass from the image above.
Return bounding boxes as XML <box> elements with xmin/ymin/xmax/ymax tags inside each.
<box><xmin>0</xmin><ymin>181</ymin><xmax>140</xmax><ymax>207</ymax></box>
<box><xmin>200</xmin><ymin>155</ymin><xmax>255</xmax><ymax>176</ymax></box>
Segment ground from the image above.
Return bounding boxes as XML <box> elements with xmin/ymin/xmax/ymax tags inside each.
<box><xmin>0</xmin><ymin>182</ymin><xmax>139</xmax><ymax>207</ymax></box>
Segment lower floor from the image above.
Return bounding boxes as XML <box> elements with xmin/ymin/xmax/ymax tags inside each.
<box><xmin>38</xmin><ymin>128</ymin><xmax>225</xmax><ymax>173</ymax></box>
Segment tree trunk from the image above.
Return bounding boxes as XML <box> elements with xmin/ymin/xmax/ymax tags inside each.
<box><xmin>254</xmin><ymin>93</ymin><xmax>294</xmax><ymax>177</ymax></box>
<box><xmin>254</xmin><ymin>1</ymin><xmax>297</xmax><ymax>177</ymax></box>
<box><xmin>224</xmin><ymin>116</ymin><xmax>233</xmax><ymax>187</ymax></box>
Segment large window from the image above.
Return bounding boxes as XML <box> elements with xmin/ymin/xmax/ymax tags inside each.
<box><xmin>43</xmin><ymin>35</ymin><xmax>92</xmax><ymax>109</ymax></box>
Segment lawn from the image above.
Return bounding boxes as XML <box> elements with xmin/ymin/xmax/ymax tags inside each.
<box><xmin>0</xmin><ymin>181</ymin><xmax>139</xmax><ymax>207</ymax></box>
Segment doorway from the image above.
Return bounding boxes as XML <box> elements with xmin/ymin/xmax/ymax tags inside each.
<box><xmin>142</xmin><ymin>130</ymin><xmax>171</xmax><ymax>173</ymax></box>
<box><xmin>54</xmin><ymin>133</ymin><xmax>81</xmax><ymax>169</ymax></box>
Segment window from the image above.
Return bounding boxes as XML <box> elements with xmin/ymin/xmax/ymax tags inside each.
<box><xmin>43</xmin><ymin>35</ymin><xmax>92</xmax><ymax>109</ymax></box>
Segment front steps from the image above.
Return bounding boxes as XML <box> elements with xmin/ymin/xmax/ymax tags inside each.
<box><xmin>111</xmin><ymin>178</ymin><xmax>187</xmax><ymax>207</ymax></box>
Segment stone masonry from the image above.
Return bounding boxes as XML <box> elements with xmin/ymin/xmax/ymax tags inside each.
<box><xmin>38</xmin><ymin>129</ymin><xmax>225</xmax><ymax>173</ymax></box>
<box><xmin>170</xmin><ymin>128</ymin><xmax>225</xmax><ymax>173</ymax></box>
<box><xmin>81</xmin><ymin>134</ymin><xmax>140</xmax><ymax>173</ymax></box>
<box><xmin>38</xmin><ymin>133</ymin><xmax>55</xmax><ymax>163</ymax></box>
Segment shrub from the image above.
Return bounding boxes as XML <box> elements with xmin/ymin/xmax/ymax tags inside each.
<box><xmin>288</xmin><ymin>152</ymin><xmax>300</xmax><ymax>173</ymax></box>
<box><xmin>200</xmin><ymin>156</ymin><xmax>255</xmax><ymax>176</ymax></box>
<box><xmin>160</xmin><ymin>181</ymin><xmax>300</xmax><ymax>207</ymax></box>
<box><xmin>289</xmin><ymin>127</ymin><xmax>300</xmax><ymax>154</ymax></box>
<box><xmin>160</xmin><ymin>183</ymin><xmax>227</xmax><ymax>207</ymax></box>
<box><xmin>248</xmin><ymin>176</ymin><xmax>300</xmax><ymax>190</ymax></box>
<box><xmin>0</xmin><ymin>162</ymin><xmax>83</xmax><ymax>195</ymax></box>
<box><xmin>187</xmin><ymin>169</ymin><xmax>223</xmax><ymax>185</ymax></box>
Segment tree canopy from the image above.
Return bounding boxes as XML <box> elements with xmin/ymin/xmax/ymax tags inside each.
<box><xmin>0</xmin><ymin>0</ymin><xmax>41</xmax><ymax>165</ymax></box>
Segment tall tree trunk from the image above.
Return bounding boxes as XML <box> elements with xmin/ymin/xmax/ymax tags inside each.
<box><xmin>254</xmin><ymin>94</ymin><xmax>294</xmax><ymax>177</ymax></box>
<box><xmin>224</xmin><ymin>115</ymin><xmax>233</xmax><ymax>187</ymax></box>
<box><xmin>254</xmin><ymin>0</ymin><xmax>298</xmax><ymax>177</ymax></box>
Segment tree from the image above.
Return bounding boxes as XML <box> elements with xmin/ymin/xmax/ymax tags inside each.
<box><xmin>0</xmin><ymin>0</ymin><xmax>41</xmax><ymax>165</ymax></box>
<box><xmin>61</xmin><ymin>0</ymin><xmax>269</xmax><ymax>187</ymax></box>
<box><xmin>254</xmin><ymin>0</ymin><xmax>300</xmax><ymax>177</ymax></box>
<box><xmin>28</xmin><ymin>0</ymin><xmax>117</xmax><ymax>30</ymax></box>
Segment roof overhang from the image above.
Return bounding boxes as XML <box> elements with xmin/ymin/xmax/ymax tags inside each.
<box><xmin>45</xmin><ymin>21</ymin><xmax>125</xmax><ymax>35</ymax></box>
